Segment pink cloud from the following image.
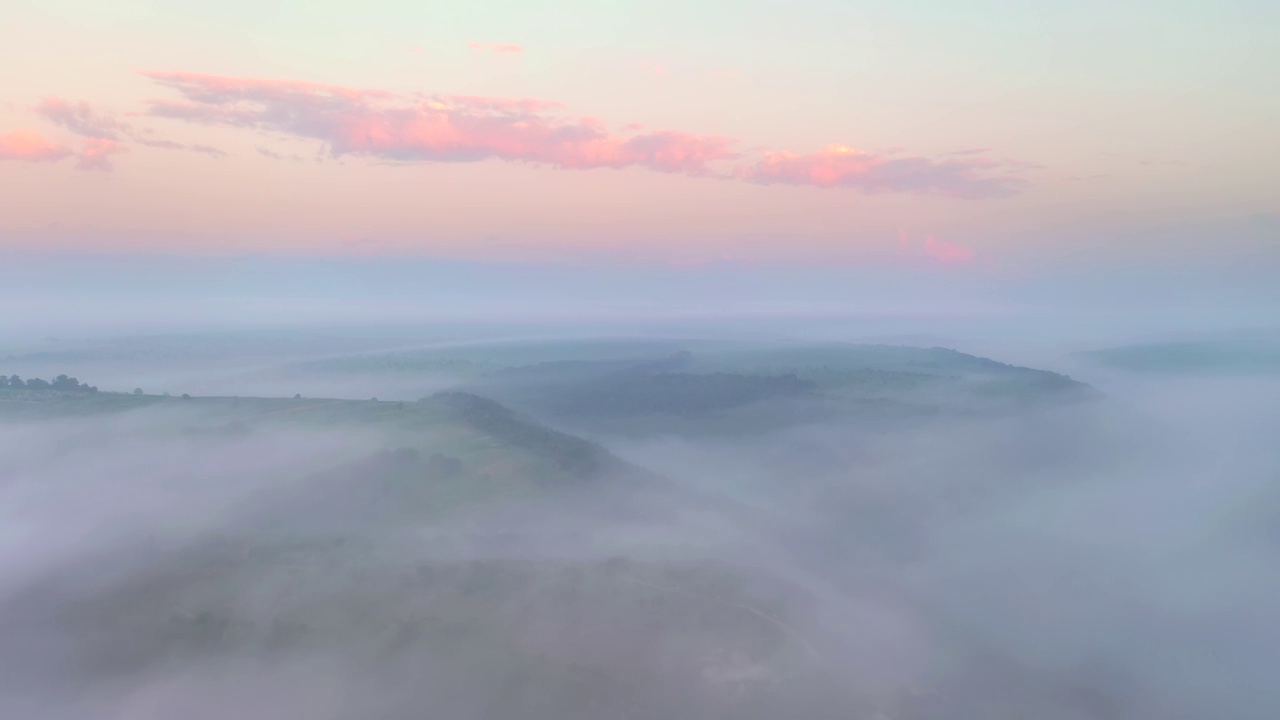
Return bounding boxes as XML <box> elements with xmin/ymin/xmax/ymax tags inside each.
<box><xmin>923</xmin><ymin>234</ymin><xmax>976</xmax><ymax>264</ymax></box>
<box><xmin>142</xmin><ymin>71</ymin><xmax>392</xmax><ymax>104</ymax></box>
<box><xmin>0</xmin><ymin>129</ymin><xmax>71</xmax><ymax>163</ymax></box>
<box><xmin>134</xmin><ymin>137</ymin><xmax>228</xmax><ymax>157</ymax></box>
<box><xmin>33</xmin><ymin>95</ymin><xmax>228</xmax><ymax>164</ymax></box>
<box><xmin>74</xmin><ymin>137</ymin><xmax>124</xmax><ymax>171</ymax></box>
<box><xmin>35</xmin><ymin>97</ymin><xmax>127</xmax><ymax>140</ymax></box>
<box><xmin>635</xmin><ymin>61</ymin><xmax>669</xmax><ymax>76</ymax></box>
<box><xmin>738</xmin><ymin>144</ymin><xmax>1027</xmax><ymax>198</ymax></box>
<box><xmin>256</xmin><ymin>146</ymin><xmax>309</xmax><ymax>162</ymax></box>
<box><xmin>440</xmin><ymin>95</ymin><xmax>564</xmax><ymax>113</ymax></box>
<box><xmin>0</xmin><ymin>129</ymin><xmax>124</xmax><ymax>170</ymax></box>
<box><xmin>135</xmin><ymin>70</ymin><xmax>1032</xmax><ymax>198</ymax></box>
<box><xmin>140</xmin><ymin>71</ymin><xmax>738</xmax><ymax>176</ymax></box>
<box><xmin>896</xmin><ymin>229</ymin><xmax>977</xmax><ymax>265</ymax></box>
<box><xmin>36</xmin><ymin>96</ymin><xmax>124</xmax><ymax>169</ymax></box>
<box><xmin>469</xmin><ymin>43</ymin><xmax>523</xmax><ymax>53</ymax></box>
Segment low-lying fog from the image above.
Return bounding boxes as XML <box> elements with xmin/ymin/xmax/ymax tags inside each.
<box><xmin>611</xmin><ymin>374</ymin><xmax>1280</xmax><ymax>717</ymax></box>
<box><xmin>1</xmin><ymin>320</ymin><xmax>1277</xmax><ymax>719</ymax></box>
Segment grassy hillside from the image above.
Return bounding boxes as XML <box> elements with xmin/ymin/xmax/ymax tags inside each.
<box><xmin>430</xmin><ymin>342</ymin><xmax>1096</xmax><ymax>436</ymax></box>
<box><xmin>0</xmin><ymin>366</ymin><xmax>1135</xmax><ymax>719</ymax></box>
<box><xmin>0</xmin><ymin>384</ymin><xmax>868</xmax><ymax>718</ymax></box>
<box><xmin>0</xmin><ymin>386</ymin><xmax>644</xmax><ymax>494</ymax></box>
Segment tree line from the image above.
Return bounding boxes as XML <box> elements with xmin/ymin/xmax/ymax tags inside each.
<box><xmin>0</xmin><ymin>374</ymin><xmax>99</xmax><ymax>392</ymax></box>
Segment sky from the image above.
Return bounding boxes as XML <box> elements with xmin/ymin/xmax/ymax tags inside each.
<box><xmin>1</xmin><ymin>0</ymin><xmax>1278</xmax><ymax>325</ymax></box>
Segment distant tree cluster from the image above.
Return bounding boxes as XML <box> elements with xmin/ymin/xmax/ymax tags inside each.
<box><xmin>0</xmin><ymin>373</ymin><xmax>98</xmax><ymax>393</ymax></box>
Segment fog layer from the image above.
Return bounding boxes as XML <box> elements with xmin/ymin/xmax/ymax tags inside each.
<box><xmin>1</xmin><ymin>324</ymin><xmax>1276</xmax><ymax>719</ymax></box>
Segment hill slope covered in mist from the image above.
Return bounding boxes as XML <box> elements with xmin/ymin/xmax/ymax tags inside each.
<box><xmin>0</xmin><ymin>344</ymin><xmax>1164</xmax><ymax>720</ymax></box>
